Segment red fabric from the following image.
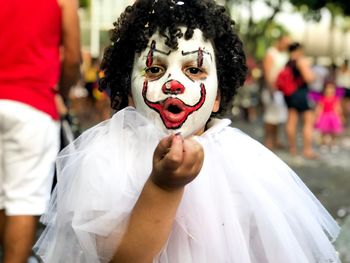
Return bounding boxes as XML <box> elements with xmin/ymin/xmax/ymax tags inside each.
<box><xmin>319</xmin><ymin>96</ymin><xmax>339</xmax><ymax>113</ymax></box>
<box><xmin>0</xmin><ymin>0</ymin><xmax>62</xmax><ymax>119</ymax></box>
<box><xmin>315</xmin><ymin>96</ymin><xmax>343</xmax><ymax>134</ymax></box>
<box><xmin>275</xmin><ymin>66</ymin><xmax>298</xmax><ymax>96</ymax></box>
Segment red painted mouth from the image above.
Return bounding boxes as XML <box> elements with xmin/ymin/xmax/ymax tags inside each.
<box><xmin>142</xmin><ymin>81</ymin><xmax>206</xmax><ymax>129</ymax></box>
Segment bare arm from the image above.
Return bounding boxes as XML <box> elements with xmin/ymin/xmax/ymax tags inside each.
<box><xmin>111</xmin><ymin>135</ymin><xmax>204</xmax><ymax>263</ymax></box>
<box><xmin>297</xmin><ymin>58</ymin><xmax>315</xmax><ymax>84</ymax></box>
<box><xmin>314</xmin><ymin>102</ymin><xmax>323</xmax><ymax>120</ymax></box>
<box><xmin>263</xmin><ymin>53</ymin><xmax>275</xmax><ymax>89</ymax></box>
<box><xmin>335</xmin><ymin>99</ymin><xmax>343</xmax><ymax>122</ymax></box>
<box><xmin>58</xmin><ymin>0</ymin><xmax>81</xmax><ymax>101</ymax></box>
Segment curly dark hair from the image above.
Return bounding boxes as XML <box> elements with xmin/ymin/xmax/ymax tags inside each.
<box><xmin>99</xmin><ymin>0</ymin><xmax>247</xmax><ymax>114</ymax></box>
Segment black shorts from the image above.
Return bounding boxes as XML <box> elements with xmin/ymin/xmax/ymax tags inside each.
<box><xmin>284</xmin><ymin>86</ymin><xmax>313</xmax><ymax>112</ymax></box>
<box><xmin>344</xmin><ymin>88</ymin><xmax>350</xmax><ymax>98</ymax></box>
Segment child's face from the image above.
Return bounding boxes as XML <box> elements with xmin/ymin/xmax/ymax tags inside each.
<box><xmin>131</xmin><ymin>28</ymin><xmax>220</xmax><ymax>137</ymax></box>
<box><xmin>325</xmin><ymin>83</ymin><xmax>335</xmax><ymax>96</ymax></box>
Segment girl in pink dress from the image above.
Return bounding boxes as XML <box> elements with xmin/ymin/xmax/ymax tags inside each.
<box><xmin>315</xmin><ymin>81</ymin><xmax>344</xmax><ymax>150</ymax></box>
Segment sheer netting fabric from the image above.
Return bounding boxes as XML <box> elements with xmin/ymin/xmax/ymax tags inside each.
<box><xmin>34</xmin><ymin>107</ymin><xmax>340</xmax><ymax>263</ymax></box>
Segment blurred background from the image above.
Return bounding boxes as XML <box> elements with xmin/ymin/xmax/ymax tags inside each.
<box><xmin>70</xmin><ymin>0</ymin><xmax>350</xmax><ymax>261</ymax></box>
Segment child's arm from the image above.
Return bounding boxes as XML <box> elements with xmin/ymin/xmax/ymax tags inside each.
<box><xmin>262</xmin><ymin>52</ymin><xmax>276</xmax><ymax>90</ymax></box>
<box><xmin>58</xmin><ymin>0</ymin><xmax>81</xmax><ymax>101</ymax></box>
<box><xmin>335</xmin><ymin>99</ymin><xmax>344</xmax><ymax>122</ymax></box>
<box><xmin>314</xmin><ymin>101</ymin><xmax>322</xmax><ymax>120</ymax></box>
<box><xmin>111</xmin><ymin>134</ymin><xmax>204</xmax><ymax>263</ymax></box>
<box><xmin>297</xmin><ymin>58</ymin><xmax>315</xmax><ymax>83</ymax></box>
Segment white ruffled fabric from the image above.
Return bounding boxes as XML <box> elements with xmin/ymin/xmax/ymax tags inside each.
<box><xmin>34</xmin><ymin>107</ymin><xmax>340</xmax><ymax>263</ymax></box>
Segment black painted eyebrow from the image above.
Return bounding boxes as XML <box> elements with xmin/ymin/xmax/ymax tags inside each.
<box><xmin>181</xmin><ymin>50</ymin><xmax>212</xmax><ymax>61</ymax></box>
<box><xmin>154</xmin><ymin>48</ymin><xmax>171</xmax><ymax>56</ymax></box>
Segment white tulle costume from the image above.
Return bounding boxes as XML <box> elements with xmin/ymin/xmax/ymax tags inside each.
<box><xmin>34</xmin><ymin>107</ymin><xmax>340</xmax><ymax>263</ymax></box>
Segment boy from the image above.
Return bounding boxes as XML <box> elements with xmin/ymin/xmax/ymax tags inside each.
<box><xmin>35</xmin><ymin>0</ymin><xmax>340</xmax><ymax>262</ymax></box>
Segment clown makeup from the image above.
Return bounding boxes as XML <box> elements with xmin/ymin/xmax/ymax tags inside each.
<box><xmin>131</xmin><ymin>28</ymin><xmax>219</xmax><ymax>137</ymax></box>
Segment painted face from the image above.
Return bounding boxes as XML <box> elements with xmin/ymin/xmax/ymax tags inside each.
<box><xmin>131</xmin><ymin>28</ymin><xmax>219</xmax><ymax>137</ymax></box>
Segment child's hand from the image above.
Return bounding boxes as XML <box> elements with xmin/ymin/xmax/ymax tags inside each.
<box><xmin>150</xmin><ymin>134</ymin><xmax>204</xmax><ymax>191</ymax></box>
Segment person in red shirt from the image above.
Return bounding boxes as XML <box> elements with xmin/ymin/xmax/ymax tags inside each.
<box><xmin>283</xmin><ymin>42</ymin><xmax>316</xmax><ymax>158</ymax></box>
<box><xmin>0</xmin><ymin>0</ymin><xmax>80</xmax><ymax>262</ymax></box>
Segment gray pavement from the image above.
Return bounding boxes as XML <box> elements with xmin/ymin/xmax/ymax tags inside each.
<box><xmin>230</xmin><ymin>115</ymin><xmax>350</xmax><ymax>262</ymax></box>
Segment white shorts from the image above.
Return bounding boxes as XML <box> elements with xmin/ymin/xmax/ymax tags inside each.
<box><xmin>0</xmin><ymin>100</ymin><xmax>59</xmax><ymax>215</ymax></box>
<box><xmin>261</xmin><ymin>89</ymin><xmax>288</xmax><ymax>125</ymax></box>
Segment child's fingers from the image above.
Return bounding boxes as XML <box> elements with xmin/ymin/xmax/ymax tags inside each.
<box><xmin>182</xmin><ymin>139</ymin><xmax>204</xmax><ymax>170</ymax></box>
<box><xmin>153</xmin><ymin>135</ymin><xmax>174</xmax><ymax>160</ymax></box>
<box><xmin>162</xmin><ymin>135</ymin><xmax>184</xmax><ymax>170</ymax></box>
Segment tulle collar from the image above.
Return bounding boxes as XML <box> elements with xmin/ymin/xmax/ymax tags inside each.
<box><xmin>201</xmin><ymin>118</ymin><xmax>231</xmax><ymax>137</ymax></box>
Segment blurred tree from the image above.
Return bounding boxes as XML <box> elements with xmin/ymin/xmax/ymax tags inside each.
<box><xmin>225</xmin><ymin>0</ymin><xmax>350</xmax><ymax>59</ymax></box>
<box><xmin>80</xmin><ymin>0</ymin><xmax>89</xmax><ymax>8</ymax></box>
<box><xmin>291</xmin><ymin>0</ymin><xmax>350</xmax><ymax>60</ymax></box>
<box><xmin>289</xmin><ymin>0</ymin><xmax>326</xmax><ymax>20</ymax></box>
<box><xmin>226</xmin><ymin>0</ymin><xmax>287</xmax><ymax>58</ymax></box>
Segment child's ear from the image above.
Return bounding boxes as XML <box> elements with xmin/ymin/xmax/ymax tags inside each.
<box><xmin>212</xmin><ymin>89</ymin><xmax>221</xmax><ymax>113</ymax></box>
<box><xmin>128</xmin><ymin>95</ymin><xmax>135</xmax><ymax>107</ymax></box>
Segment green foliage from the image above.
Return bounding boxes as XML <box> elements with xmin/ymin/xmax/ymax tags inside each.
<box><xmin>243</xmin><ymin>19</ymin><xmax>288</xmax><ymax>60</ymax></box>
<box><xmin>79</xmin><ymin>0</ymin><xmax>89</xmax><ymax>8</ymax></box>
<box><xmin>330</xmin><ymin>0</ymin><xmax>350</xmax><ymax>16</ymax></box>
<box><xmin>290</xmin><ymin>0</ymin><xmax>326</xmax><ymax>10</ymax></box>
<box><xmin>224</xmin><ymin>0</ymin><xmax>350</xmax><ymax>59</ymax></box>
<box><xmin>290</xmin><ymin>0</ymin><xmax>350</xmax><ymax>17</ymax></box>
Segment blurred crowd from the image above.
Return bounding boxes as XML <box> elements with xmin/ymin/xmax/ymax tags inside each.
<box><xmin>231</xmin><ymin>35</ymin><xmax>350</xmax><ymax>158</ymax></box>
<box><xmin>67</xmin><ymin>52</ymin><xmax>111</xmax><ymax>131</ymax></box>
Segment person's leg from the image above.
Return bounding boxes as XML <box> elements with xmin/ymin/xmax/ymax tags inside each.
<box><xmin>264</xmin><ymin>123</ymin><xmax>276</xmax><ymax>150</ymax></box>
<box><xmin>0</xmin><ymin>210</ymin><xmax>5</xmax><ymax>246</ymax></box>
<box><xmin>271</xmin><ymin>124</ymin><xmax>278</xmax><ymax>149</ymax></box>
<box><xmin>3</xmin><ymin>216</ymin><xmax>38</xmax><ymax>263</ymax></box>
<box><xmin>0</xmin><ymin>104</ymin><xmax>6</xmax><ymax>249</ymax></box>
<box><xmin>285</xmin><ymin>109</ymin><xmax>298</xmax><ymax>155</ymax></box>
<box><xmin>274</xmin><ymin>124</ymin><xmax>286</xmax><ymax>149</ymax></box>
<box><xmin>302</xmin><ymin>110</ymin><xmax>317</xmax><ymax>158</ymax></box>
<box><xmin>343</xmin><ymin>97</ymin><xmax>350</xmax><ymax>125</ymax></box>
<box><xmin>0</xmin><ymin>131</ymin><xmax>5</xmax><ymax>247</ymax></box>
<box><xmin>262</xmin><ymin>89</ymin><xmax>278</xmax><ymax>150</ymax></box>
<box><xmin>1</xmin><ymin>101</ymin><xmax>59</xmax><ymax>263</ymax></box>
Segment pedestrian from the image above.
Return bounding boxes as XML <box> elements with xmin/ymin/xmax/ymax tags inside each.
<box><xmin>0</xmin><ymin>0</ymin><xmax>80</xmax><ymax>262</ymax></box>
<box><xmin>308</xmin><ymin>61</ymin><xmax>330</xmax><ymax>104</ymax></box>
<box><xmin>315</xmin><ymin>81</ymin><xmax>344</xmax><ymax>152</ymax></box>
<box><xmin>34</xmin><ymin>1</ymin><xmax>339</xmax><ymax>262</ymax></box>
<box><xmin>235</xmin><ymin>56</ymin><xmax>259</xmax><ymax>122</ymax></box>
<box><xmin>335</xmin><ymin>59</ymin><xmax>350</xmax><ymax>125</ymax></box>
<box><xmin>283</xmin><ymin>42</ymin><xmax>317</xmax><ymax>158</ymax></box>
<box><xmin>261</xmin><ymin>34</ymin><xmax>291</xmax><ymax>150</ymax></box>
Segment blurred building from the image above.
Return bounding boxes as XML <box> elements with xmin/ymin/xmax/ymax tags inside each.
<box><xmin>277</xmin><ymin>8</ymin><xmax>350</xmax><ymax>64</ymax></box>
<box><xmin>232</xmin><ymin>1</ymin><xmax>350</xmax><ymax>65</ymax></box>
<box><xmin>80</xmin><ymin>0</ymin><xmax>134</xmax><ymax>57</ymax></box>
<box><xmin>80</xmin><ymin>0</ymin><xmax>350</xmax><ymax>65</ymax></box>
<box><xmin>80</xmin><ymin>0</ymin><xmax>229</xmax><ymax>57</ymax></box>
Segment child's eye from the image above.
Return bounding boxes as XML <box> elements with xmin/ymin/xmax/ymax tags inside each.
<box><xmin>148</xmin><ymin>67</ymin><xmax>162</xmax><ymax>74</ymax></box>
<box><xmin>145</xmin><ymin>66</ymin><xmax>165</xmax><ymax>80</ymax></box>
<box><xmin>184</xmin><ymin>67</ymin><xmax>207</xmax><ymax>80</ymax></box>
<box><xmin>188</xmin><ymin>68</ymin><xmax>201</xmax><ymax>74</ymax></box>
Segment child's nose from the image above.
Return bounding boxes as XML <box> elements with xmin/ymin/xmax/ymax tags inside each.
<box><xmin>162</xmin><ymin>80</ymin><xmax>185</xmax><ymax>95</ymax></box>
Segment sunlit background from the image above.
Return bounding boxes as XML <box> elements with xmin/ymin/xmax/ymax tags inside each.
<box><xmin>79</xmin><ymin>0</ymin><xmax>350</xmax><ymax>63</ymax></box>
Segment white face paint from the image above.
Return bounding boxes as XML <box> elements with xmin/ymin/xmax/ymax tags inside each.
<box><xmin>131</xmin><ymin>28</ymin><xmax>219</xmax><ymax>137</ymax></box>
